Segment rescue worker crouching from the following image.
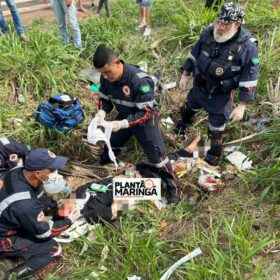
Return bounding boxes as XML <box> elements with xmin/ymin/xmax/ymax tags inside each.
<box><xmin>0</xmin><ymin>137</ymin><xmax>29</xmax><ymax>178</ymax></box>
<box><xmin>0</xmin><ymin>148</ymin><xmax>80</xmax><ymax>280</ymax></box>
<box><xmin>91</xmin><ymin>45</ymin><xmax>181</xmax><ymax>204</ymax></box>
<box><xmin>175</xmin><ymin>2</ymin><xmax>259</xmax><ymax>165</ymax></box>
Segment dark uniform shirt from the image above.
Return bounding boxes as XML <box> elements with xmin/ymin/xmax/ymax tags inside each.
<box><xmin>98</xmin><ymin>63</ymin><xmax>157</xmax><ymax>127</ymax></box>
<box><xmin>183</xmin><ymin>25</ymin><xmax>259</xmax><ymax>114</ymax></box>
<box><xmin>0</xmin><ymin>168</ymin><xmax>71</xmax><ymax>245</ymax></box>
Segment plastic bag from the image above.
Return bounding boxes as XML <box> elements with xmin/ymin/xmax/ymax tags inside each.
<box><xmin>87</xmin><ymin>118</ymin><xmax>118</xmax><ymax>169</ymax></box>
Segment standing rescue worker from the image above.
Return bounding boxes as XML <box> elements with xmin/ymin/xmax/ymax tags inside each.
<box><xmin>175</xmin><ymin>2</ymin><xmax>259</xmax><ymax>165</ymax></box>
<box><xmin>92</xmin><ymin>46</ymin><xmax>180</xmax><ymax>204</ymax></box>
<box><xmin>0</xmin><ymin>148</ymin><xmax>80</xmax><ymax>279</ymax></box>
<box><xmin>0</xmin><ymin>137</ymin><xmax>29</xmax><ymax>178</ymax></box>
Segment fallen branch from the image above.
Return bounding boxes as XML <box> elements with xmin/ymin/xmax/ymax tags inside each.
<box><xmin>223</xmin><ymin>131</ymin><xmax>264</xmax><ymax>146</ymax></box>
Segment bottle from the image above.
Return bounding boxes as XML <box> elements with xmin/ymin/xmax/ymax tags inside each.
<box><xmin>89</xmin><ymin>183</ymin><xmax>108</xmax><ymax>193</ymax></box>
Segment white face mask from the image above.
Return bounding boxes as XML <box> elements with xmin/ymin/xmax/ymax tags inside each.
<box><xmin>41</xmin><ymin>170</ymin><xmax>67</xmax><ymax>194</ymax></box>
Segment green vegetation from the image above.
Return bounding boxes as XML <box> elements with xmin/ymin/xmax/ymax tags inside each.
<box><xmin>0</xmin><ymin>0</ymin><xmax>279</xmax><ymax>279</ymax></box>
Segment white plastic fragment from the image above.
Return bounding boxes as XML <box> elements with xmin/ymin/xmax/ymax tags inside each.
<box><xmin>161</xmin><ymin>117</ymin><xmax>174</xmax><ymax>130</ymax></box>
<box><xmin>226</xmin><ymin>151</ymin><xmax>253</xmax><ymax>170</ymax></box>
<box><xmin>55</xmin><ymin>218</ymin><xmax>96</xmax><ymax>243</ymax></box>
<box><xmin>127</xmin><ymin>276</ymin><xmax>141</xmax><ymax>280</ymax></box>
<box><xmin>163</xmin><ymin>82</ymin><xmax>176</xmax><ymax>90</ymax></box>
<box><xmin>160</xmin><ymin>248</ymin><xmax>202</xmax><ymax>280</ymax></box>
<box><xmin>87</xmin><ymin>118</ymin><xmax>118</xmax><ymax>169</ymax></box>
<box><xmin>137</xmin><ymin>61</ymin><xmax>148</xmax><ymax>73</ymax></box>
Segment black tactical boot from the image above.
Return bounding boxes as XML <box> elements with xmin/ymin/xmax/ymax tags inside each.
<box><xmin>167</xmin><ymin>188</ymin><xmax>181</xmax><ymax>205</ymax></box>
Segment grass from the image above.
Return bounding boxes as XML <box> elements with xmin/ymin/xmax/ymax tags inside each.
<box><xmin>0</xmin><ymin>0</ymin><xmax>280</xmax><ymax>279</ymax></box>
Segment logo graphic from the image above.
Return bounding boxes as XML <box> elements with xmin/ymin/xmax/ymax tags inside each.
<box><xmin>122</xmin><ymin>85</ymin><xmax>130</xmax><ymax>97</ymax></box>
<box><xmin>113</xmin><ymin>178</ymin><xmax>161</xmax><ymax>200</ymax></box>
<box><xmin>215</xmin><ymin>67</ymin><xmax>224</xmax><ymax>76</ymax></box>
<box><xmin>141</xmin><ymin>84</ymin><xmax>151</xmax><ymax>93</ymax></box>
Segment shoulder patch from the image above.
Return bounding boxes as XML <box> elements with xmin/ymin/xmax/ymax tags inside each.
<box><xmin>141</xmin><ymin>84</ymin><xmax>152</xmax><ymax>93</ymax></box>
<box><xmin>252</xmin><ymin>58</ymin><xmax>260</xmax><ymax>65</ymax></box>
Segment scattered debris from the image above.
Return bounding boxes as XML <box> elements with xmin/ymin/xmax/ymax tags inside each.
<box><xmin>163</xmin><ymin>82</ymin><xmax>177</xmax><ymax>91</ymax></box>
<box><xmin>127</xmin><ymin>275</ymin><xmax>141</xmax><ymax>280</ymax></box>
<box><xmin>161</xmin><ymin>117</ymin><xmax>174</xmax><ymax>130</ymax></box>
<box><xmin>226</xmin><ymin>151</ymin><xmax>253</xmax><ymax>171</ymax></box>
<box><xmin>160</xmin><ymin>247</ymin><xmax>202</xmax><ymax>280</ymax></box>
<box><xmin>89</xmin><ymin>266</ymin><xmax>108</xmax><ymax>278</ymax></box>
<box><xmin>223</xmin><ymin>146</ymin><xmax>240</xmax><ymax>155</ymax></box>
<box><xmin>222</xmin><ymin>164</ymin><xmax>238</xmax><ymax>180</ymax></box>
<box><xmin>198</xmin><ymin>171</ymin><xmax>223</xmax><ymax>192</ymax></box>
<box><xmin>55</xmin><ymin>218</ymin><xmax>96</xmax><ymax>243</ymax></box>
<box><xmin>8</xmin><ymin>117</ymin><xmax>23</xmax><ymax>127</ymax></box>
<box><xmin>18</xmin><ymin>94</ymin><xmax>25</xmax><ymax>104</ymax></box>
<box><xmin>153</xmin><ymin>199</ymin><xmax>168</xmax><ymax>210</ymax></box>
<box><xmin>244</xmin><ymin>116</ymin><xmax>271</xmax><ymax>132</ymax></box>
<box><xmin>101</xmin><ymin>245</ymin><xmax>109</xmax><ymax>262</ymax></box>
<box><xmin>77</xmin><ymin>67</ymin><xmax>101</xmax><ymax>84</ymax></box>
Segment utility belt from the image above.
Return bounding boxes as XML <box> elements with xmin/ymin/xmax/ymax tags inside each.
<box><xmin>194</xmin><ymin>73</ymin><xmax>239</xmax><ymax>97</ymax></box>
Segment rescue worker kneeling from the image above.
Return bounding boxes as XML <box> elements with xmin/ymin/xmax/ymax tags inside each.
<box><xmin>92</xmin><ymin>46</ymin><xmax>180</xmax><ymax>204</ymax></box>
<box><xmin>0</xmin><ymin>148</ymin><xmax>80</xmax><ymax>279</ymax></box>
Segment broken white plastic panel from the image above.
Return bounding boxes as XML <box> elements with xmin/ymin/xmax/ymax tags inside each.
<box><xmin>87</xmin><ymin>118</ymin><xmax>118</xmax><ymax>169</ymax></box>
<box><xmin>226</xmin><ymin>151</ymin><xmax>252</xmax><ymax>171</ymax></box>
<box><xmin>160</xmin><ymin>247</ymin><xmax>202</xmax><ymax>280</ymax></box>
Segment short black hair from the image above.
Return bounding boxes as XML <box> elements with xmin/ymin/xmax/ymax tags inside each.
<box><xmin>92</xmin><ymin>45</ymin><xmax>118</xmax><ymax>68</ymax></box>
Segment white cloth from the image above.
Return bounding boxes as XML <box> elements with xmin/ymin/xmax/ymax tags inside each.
<box><xmin>87</xmin><ymin>118</ymin><xmax>118</xmax><ymax>169</ymax></box>
<box><xmin>54</xmin><ymin>217</ymin><xmax>96</xmax><ymax>243</ymax></box>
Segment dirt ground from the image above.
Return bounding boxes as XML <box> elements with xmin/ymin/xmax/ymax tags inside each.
<box><xmin>6</xmin><ymin>0</ymin><xmax>99</xmax><ymax>26</ymax></box>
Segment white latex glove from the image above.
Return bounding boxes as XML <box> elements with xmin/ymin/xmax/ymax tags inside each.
<box><xmin>112</xmin><ymin>120</ymin><xmax>129</xmax><ymax>132</ymax></box>
<box><xmin>94</xmin><ymin>110</ymin><xmax>106</xmax><ymax>125</ymax></box>
<box><xmin>68</xmin><ymin>209</ymin><xmax>81</xmax><ymax>224</ymax></box>
<box><xmin>179</xmin><ymin>74</ymin><xmax>191</xmax><ymax>91</ymax></box>
<box><xmin>230</xmin><ymin>103</ymin><xmax>246</xmax><ymax>122</ymax></box>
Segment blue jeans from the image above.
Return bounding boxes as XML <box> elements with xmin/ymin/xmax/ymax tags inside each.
<box><xmin>0</xmin><ymin>0</ymin><xmax>25</xmax><ymax>35</ymax></box>
<box><xmin>50</xmin><ymin>0</ymin><xmax>82</xmax><ymax>48</ymax></box>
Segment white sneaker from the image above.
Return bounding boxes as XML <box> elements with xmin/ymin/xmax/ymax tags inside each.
<box><xmin>135</xmin><ymin>22</ymin><xmax>146</xmax><ymax>30</ymax></box>
<box><xmin>143</xmin><ymin>27</ymin><xmax>151</xmax><ymax>37</ymax></box>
